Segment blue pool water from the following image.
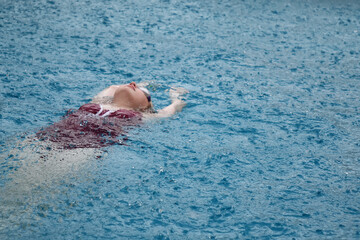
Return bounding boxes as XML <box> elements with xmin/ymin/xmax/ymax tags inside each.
<box><xmin>1</xmin><ymin>0</ymin><xmax>360</xmax><ymax>239</ymax></box>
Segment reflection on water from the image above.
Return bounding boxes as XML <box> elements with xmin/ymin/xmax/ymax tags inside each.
<box><xmin>0</xmin><ymin>135</ymin><xmax>103</xmax><ymax>234</ymax></box>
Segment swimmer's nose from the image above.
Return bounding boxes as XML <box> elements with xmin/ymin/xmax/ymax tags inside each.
<box><xmin>130</xmin><ymin>82</ymin><xmax>137</xmax><ymax>88</ymax></box>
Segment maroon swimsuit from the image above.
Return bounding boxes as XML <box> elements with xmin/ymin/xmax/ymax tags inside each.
<box><xmin>37</xmin><ymin>103</ymin><xmax>142</xmax><ymax>149</ymax></box>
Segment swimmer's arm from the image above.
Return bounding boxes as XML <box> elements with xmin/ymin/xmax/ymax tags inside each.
<box><xmin>145</xmin><ymin>87</ymin><xmax>188</xmax><ymax>119</ymax></box>
<box><xmin>156</xmin><ymin>99</ymin><xmax>186</xmax><ymax>118</ymax></box>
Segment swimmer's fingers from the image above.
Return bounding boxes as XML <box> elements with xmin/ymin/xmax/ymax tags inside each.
<box><xmin>172</xmin><ymin>87</ymin><xmax>189</xmax><ymax>95</ymax></box>
<box><xmin>169</xmin><ymin>87</ymin><xmax>189</xmax><ymax>99</ymax></box>
<box><xmin>169</xmin><ymin>89</ymin><xmax>180</xmax><ymax>99</ymax></box>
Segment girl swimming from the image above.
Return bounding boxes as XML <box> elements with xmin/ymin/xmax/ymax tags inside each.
<box><xmin>1</xmin><ymin>82</ymin><xmax>188</xmax><ymax>204</ymax></box>
<box><xmin>37</xmin><ymin>82</ymin><xmax>188</xmax><ymax>149</ymax></box>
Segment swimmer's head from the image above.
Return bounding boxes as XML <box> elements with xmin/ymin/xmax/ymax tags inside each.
<box><xmin>113</xmin><ymin>82</ymin><xmax>155</xmax><ymax>112</ymax></box>
<box><xmin>139</xmin><ymin>86</ymin><xmax>157</xmax><ymax>113</ymax></box>
<box><xmin>139</xmin><ymin>87</ymin><xmax>151</xmax><ymax>103</ymax></box>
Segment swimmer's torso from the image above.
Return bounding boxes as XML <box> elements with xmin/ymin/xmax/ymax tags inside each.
<box><xmin>36</xmin><ymin>103</ymin><xmax>142</xmax><ymax>149</ymax></box>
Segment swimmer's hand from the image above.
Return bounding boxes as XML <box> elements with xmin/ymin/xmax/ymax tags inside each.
<box><xmin>171</xmin><ymin>98</ymin><xmax>187</xmax><ymax>113</ymax></box>
<box><xmin>156</xmin><ymin>87</ymin><xmax>189</xmax><ymax>118</ymax></box>
<box><xmin>169</xmin><ymin>87</ymin><xmax>188</xmax><ymax>112</ymax></box>
<box><xmin>169</xmin><ymin>87</ymin><xmax>189</xmax><ymax>100</ymax></box>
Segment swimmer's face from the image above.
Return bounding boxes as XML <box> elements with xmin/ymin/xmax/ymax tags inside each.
<box><xmin>113</xmin><ymin>82</ymin><xmax>151</xmax><ymax>110</ymax></box>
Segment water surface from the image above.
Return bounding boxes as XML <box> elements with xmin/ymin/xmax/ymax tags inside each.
<box><xmin>1</xmin><ymin>0</ymin><xmax>359</xmax><ymax>239</ymax></box>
